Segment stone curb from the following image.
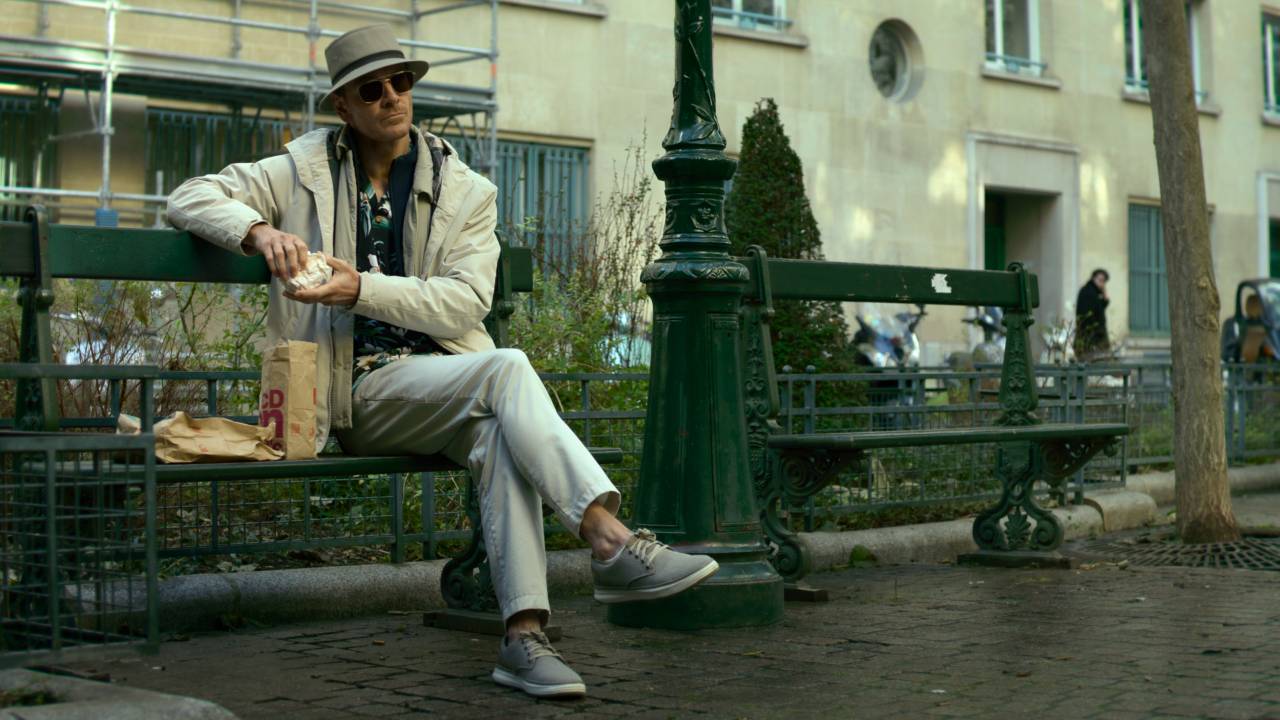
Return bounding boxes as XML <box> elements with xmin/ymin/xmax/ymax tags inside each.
<box><xmin>1126</xmin><ymin>463</ymin><xmax>1280</xmax><ymax>506</ymax></box>
<box><xmin>800</xmin><ymin>462</ymin><xmax>1280</xmax><ymax>574</ymax></box>
<box><xmin>156</xmin><ymin>462</ymin><xmax>1280</xmax><ymax>631</ymax></box>
<box><xmin>0</xmin><ymin>669</ymin><xmax>235</xmax><ymax>720</ymax></box>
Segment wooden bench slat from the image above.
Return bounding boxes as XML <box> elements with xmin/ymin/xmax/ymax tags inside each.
<box><xmin>768</xmin><ymin>423</ymin><xmax>1129</xmax><ymax>451</ymax></box>
<box><xmin>0</xmin><ymin>222</ymin><xmax>533</xmax><ymax>286</ymax></box>
<box><xmin>757</xmin><ymin>257</ymin><xmax>1039</xmax><ymax>310</ymax></box>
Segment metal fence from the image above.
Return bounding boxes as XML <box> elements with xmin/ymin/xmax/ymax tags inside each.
<box><xmin>0</xmin><ymin>431</ymin><xmax>158</xmax><ymax>665</ymax></box>
<box><xmin>3</xmin><ymin>362</ymin><xmax>1279</xmax><ymax>571</ymax></box>
<box><xmin>773</xmin><ymin>364</ymin><xmax>1131</xmax><ymax>525</ymax></box>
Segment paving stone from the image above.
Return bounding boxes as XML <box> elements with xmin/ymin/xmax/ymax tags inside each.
<box><xmin>48</xmin><ymin>559</ymin><xmax>1280</xmax><ymax>719</ymax></box>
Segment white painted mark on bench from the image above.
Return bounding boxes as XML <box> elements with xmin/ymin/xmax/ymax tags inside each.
<box><xmin>931</xmin><ymin>273</ymin><xmax>953</xmax><ymax>294</ymax></box>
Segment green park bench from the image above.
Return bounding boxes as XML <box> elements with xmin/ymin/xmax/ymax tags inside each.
<box><xmin>739</xmin><ymin>245</ymin><xmax>1130</xmax><ymax>587</ymax></box>
<box><xmin>0</xmin><ymin>206</ymin><xmax>622</xmax><ymax>633</ymax></box>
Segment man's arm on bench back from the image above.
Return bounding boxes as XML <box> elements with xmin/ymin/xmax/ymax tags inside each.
<box><xmin>166</xmin><ymin>155</ymin><xmax>291</xmax><ymax>257</ymax></box>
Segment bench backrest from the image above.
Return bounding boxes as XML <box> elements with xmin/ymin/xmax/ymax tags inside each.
<box><xmin>0</xmin><ymin>206</ymin><xmax>534</xmax><ymax>430</ymax></box>
<box><xmin>738</xmin><ymin>245</ymin><xmax>1043</xmax><ymax>488</ymax></box>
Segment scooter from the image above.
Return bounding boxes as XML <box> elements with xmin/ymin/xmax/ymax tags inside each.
<box><xmin>853</xmin><ymin>304</ymin><xmax>926</xmax><ymax>429</ymax></box>
<box><xmin>853</xmin><ymin>304</ymin><xmax>927</xmax><ymax>370</ymax></box>
<box><xmin>963</xmin><ymin>306</ymin><xmax>1006</xmax><ymax>366</ymax></box>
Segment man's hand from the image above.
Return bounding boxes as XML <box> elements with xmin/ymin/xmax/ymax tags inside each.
<box><xmin>284</xmin><ymin>255</ymin><xmax>361</xmax><ymax>308</ymax></box>
<box><xmin>244</xmin><ymin>223</ymin><xmax>310</xmax><ymax>280</ymax></box>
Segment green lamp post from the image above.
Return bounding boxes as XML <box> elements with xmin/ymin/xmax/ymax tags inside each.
<box><xmin>606</xmin><ymin>0</ymin><xmax>784</xmax><ymax>630</ymax></box>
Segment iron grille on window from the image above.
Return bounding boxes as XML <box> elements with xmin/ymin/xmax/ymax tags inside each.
<box><xmin>495</xmin><ymin>141</ymin><xmax>591</xmax><ymax>270</ymax></box>
<box><xmin>0</xmin><ymin>93</ymin><xmax>60</xmax><ymax>223</ymax></box>
<box><xmin>146</xmin><ymin>112</ymin><xmax>589</xmax><ymax>270</ymax></box>
<box><xmin>1128</xmin><ymin>204</ymin><xmax>1170</xmax><ymax>335</ymax></box>
<box><xmin>145</xmin><ymin>109</ymin><xmax>292</xmax><ymax>197</ymax></box>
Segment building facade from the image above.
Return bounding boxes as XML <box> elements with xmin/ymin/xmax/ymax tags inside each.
<box><xmin>3</xmin><ymin>0</ymin><xmax>1279</xmax><ymax>361</ymax></box>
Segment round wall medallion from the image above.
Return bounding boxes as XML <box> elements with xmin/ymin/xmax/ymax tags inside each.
<box><xmin>868</xmin><ymin>20</ymin><xmax>923</xmax><ymax>102</ymax></box>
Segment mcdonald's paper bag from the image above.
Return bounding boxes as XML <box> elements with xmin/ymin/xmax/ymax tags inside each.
<box><xmin>147</xmin><ymin>411</ymin><xmax>284</xmax><ymax>463</ymax></box>
<box><xmin>259</xmin><ymin>340</ymin><xmax>319</xmax><ymax>460</ymax></box>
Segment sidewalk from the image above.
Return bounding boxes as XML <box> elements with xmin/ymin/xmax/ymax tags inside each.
<box><xmin>57</xmin><ymin>497</ymin><xmax>1280</xmax><ymax>719</ymax></box>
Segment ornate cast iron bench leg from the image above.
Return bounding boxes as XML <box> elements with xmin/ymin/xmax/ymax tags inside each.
<box><xmin>960</xmin><ymin>436</ymin><xmax>1121</xmax><ymax>569</ymax></box>
<box><xmin>762</xmin><ymin>449</ymin><xmax>862</xmax><ymax>601</ymax></box>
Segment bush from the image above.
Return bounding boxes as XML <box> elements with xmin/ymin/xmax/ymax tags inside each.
<box><xmin>726</xmin><ymin>98</ymin><xmax>857</xmax><ymax>376</ymax></box>
<box><xmin>510</xmin><ymin>138</ymin><xmax>663</xmax><ymax>373</ymax></box>
<box><xmin>0</xmin><ymin>278</ymin><xmax>267</xmax><ymax>420</ymax></box>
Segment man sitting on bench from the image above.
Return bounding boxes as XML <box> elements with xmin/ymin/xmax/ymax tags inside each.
<box><xmin>166</xmin><ymin>24</ymin><xmax>718</xmax><ymax>699</ymax></box>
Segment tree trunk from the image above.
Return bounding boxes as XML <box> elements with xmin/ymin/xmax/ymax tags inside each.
<box><xmin>1140</xmin><ymin>0</ymin><xmax>1240</xmax><ymax>543</ymax></box>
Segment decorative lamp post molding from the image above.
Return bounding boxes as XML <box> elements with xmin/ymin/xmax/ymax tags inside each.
<box><xmin>606</xmin><ymin>0</ymin><xmax>784</xmax><ymax>630</ymax></box>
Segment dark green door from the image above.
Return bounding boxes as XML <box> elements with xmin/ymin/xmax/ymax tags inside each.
<box><xmin>1270</xmin><ymin>219</ymin><xmax>1280</xmax><ymax>278</ymax></box>
<box><xmin>984</xmin><ymin>193</ymin><xmax>1007</xmax><ymax>272</ymax></box>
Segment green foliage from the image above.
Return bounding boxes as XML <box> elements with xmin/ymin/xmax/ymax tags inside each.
<box><xmin>509</xmin><ymin>272</ymin><xmax>614</xmax><ymax>374</ymax></box>
<box><xmin>726</xmin><ymin>98</ymin><xmax>856</xmax><ymax>375</ymax></box>
<box><xmin>0</xmin><ymin>687</ymin><xmax>58</xmax><ymax>708</ymax></box>
<box><xmin>0</xmin><ymin>278</ymin><xmax>268</xmax><ymax>419</ymax></box>
<box><xmin>510</xmin><ymin>138</ymin><xmax>662</xmax><ymax>373</ymax></box>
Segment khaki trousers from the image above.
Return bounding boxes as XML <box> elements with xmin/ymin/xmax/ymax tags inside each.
<box><xmin>335</xmin><ymin>349</ymin><xmax>621</xmax><ymax>624</ymax></box>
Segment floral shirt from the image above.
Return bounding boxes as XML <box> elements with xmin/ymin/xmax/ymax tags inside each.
<box><xmin>352</xmin><ymin>135</ymin><xmax>449</xmax><ymax>382</ymax></box>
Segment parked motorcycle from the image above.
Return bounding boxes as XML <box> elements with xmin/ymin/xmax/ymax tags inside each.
<box><xmin>853</xmin><ymin>303</ymin><xmax>927</xmax><ymax>370</ymax></box>
<box><xmin>854</xmin><ymin>304</ymin><xmax>926</xmax><ymax>429</ymax></box>
<box><xmin>962</xmin><ymin>306</ymin><xmax>1006</xmax><ymax>366</ymax></box>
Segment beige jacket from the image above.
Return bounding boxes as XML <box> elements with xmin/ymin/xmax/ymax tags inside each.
<box><xmin>166</xmin><ymin>125</ymin><xmax>499</xmax><ymax>448</ymax></box>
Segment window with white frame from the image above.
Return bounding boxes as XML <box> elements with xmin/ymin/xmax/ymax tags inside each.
<box><xmin>711</xmin><ymin>0</ymin><xmax>789</xmax><ymax>33</ymax></box>
<box><xmin>1264</xmin><ymin>14</ymin><xmax>1280</xmax><ymax>115</ymax></box>
<box><xmin>1124</xmin><ymin>0</ymin><xmax>1206</xmax><ymax>102</ymax></box>
<box><xmin>985</xmin><ymin>0</ymin><xmax>1043</xmax><ymax>76</ymax></box>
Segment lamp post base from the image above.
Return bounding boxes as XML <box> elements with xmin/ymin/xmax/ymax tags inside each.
<box><xmin>605</xmin><ymin>552</ymin><xmax>783</xmax><ymax>630</ymax></box>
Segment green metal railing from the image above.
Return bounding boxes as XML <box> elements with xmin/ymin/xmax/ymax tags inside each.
<box><xmin>2</xmin><ymin>362</ymin><xmax>1277</xmax><ymax>572</ymax></box>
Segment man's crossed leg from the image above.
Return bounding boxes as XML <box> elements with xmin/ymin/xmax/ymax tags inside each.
<box><xmin>336</xmin><ymin>349</ymin><xmax>718</xmax><ymax>698</ymax></box>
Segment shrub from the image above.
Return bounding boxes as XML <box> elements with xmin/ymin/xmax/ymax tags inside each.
<box><xmin>726</xmin><ymin>98</ymin><xmax>857</xmax><ymax>376</ymax></box>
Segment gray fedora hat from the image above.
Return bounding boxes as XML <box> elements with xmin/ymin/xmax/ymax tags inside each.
<box><xmin>322</xmin><ymin>24</ymin><xmax>429</xmax><ymax>107</ymax></box>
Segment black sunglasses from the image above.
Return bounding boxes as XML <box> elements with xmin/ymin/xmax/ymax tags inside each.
<box><xmin>355</xmin><ymin>71</ymin><xmax>415</xmax><ymax>103</ymax></box>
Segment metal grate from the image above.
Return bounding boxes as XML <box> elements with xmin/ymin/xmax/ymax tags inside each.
<box><xmin>0</xmin><ymin>432</ymin><xmax>158</xmax><ymax>664</ymax></box>
<box><xmin>1070</xmin><ymin>531</ymin><xmax>1280</xmax><ymax>572</ymax></box>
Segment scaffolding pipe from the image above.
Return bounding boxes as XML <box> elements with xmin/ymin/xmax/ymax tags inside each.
<box><xmin>305</xmin><ymin>0</ymin><xmax>318</xmax><ymax>132</ymax></box>
<box><xmin>36</xmin><ymin>0</ymin><xmax>50</xmax><ymax>36</ymax></box>
<box><xmin>14</xmin><ymin>0</ymin><xmax>103</xmax><ymax>12</ymax></box>
<box><xmin>116</xmin><ymin>3</ymin><xmax>489</xmax><ymax>55</ymax></box>
<box><xmin>118</xmin><ymin>4</ymin><xmax>315</xmax><ymax>36</ymax></box>
<box><xmin>410</xmin><ymin>0</ymin><xmax>417</xmax><ymax>60</ymax></box>
<box><xmin>0</xmin><ymin>186</ymin><xmax>168</xmax><ymax>203</ymax></box>
<box><xmin>2</xmin><ymin>0</ymin><xmax>499</xmax><ymax>210</ymax></box>
<box><xmin>416</xmin><ymin>0</ymin><xmax>488</xmax><ymax>19</ymax></box>
<box><xmin>3</xmin><ymin>9</ymin><xmax>491</xmax><ymax>61</ymax></box>
<box><xmin>231</xmin><ymin>0</ymin><xmax>243</xmax><ymax>59</ymax></box>
<box><xmin>486</xmin><ymin>0</ymin><xmax>498</xmax><ymax>179</ymax></box>
<box><xmin>244</xmin><ymin>0</ymin><xmax>413</xmax><ymax>19</ymax></box>
<box><xmin>99</xmin><ymin>0</ymin><xmax>117</xmax><ymax>214</ymax></box>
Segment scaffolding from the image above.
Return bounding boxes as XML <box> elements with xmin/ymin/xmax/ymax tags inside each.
<box><xmin>0</xmin><ymin>0</ymin><xmax>499</xmax><ymax>225</ymax></box>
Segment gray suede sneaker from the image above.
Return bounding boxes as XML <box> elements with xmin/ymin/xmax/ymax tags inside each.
<box><xmin>591</xmin><ymin>528</ymin><xmax>720</xmax><ymax>603</ymax></box>
<box><xmin>492</xmin><ymin>630</ymin><xmax>586</xmax><ymax>699</ymax></box>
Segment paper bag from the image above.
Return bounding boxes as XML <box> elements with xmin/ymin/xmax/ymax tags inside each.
<box><xmin>137</xmin><ymin>411</ymin><xmax>285</xmax><ymax>463</ymax></box>
<box><xmin>259</xmin><ymin>340</ymin><xmax>319</xmax><ymax>460</ymax></box>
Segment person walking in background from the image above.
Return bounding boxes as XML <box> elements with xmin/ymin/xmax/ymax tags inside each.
<box><xmin>1074</xmin><ymin>269</ymin><xmax>1111</xmax><ymax>361</ymax></box>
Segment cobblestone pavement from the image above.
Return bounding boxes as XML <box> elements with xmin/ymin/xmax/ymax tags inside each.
<box><xmin>61</xmin><ymin>560</ymin><xmax>1280</xmax><ymax>719</ymax></box>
